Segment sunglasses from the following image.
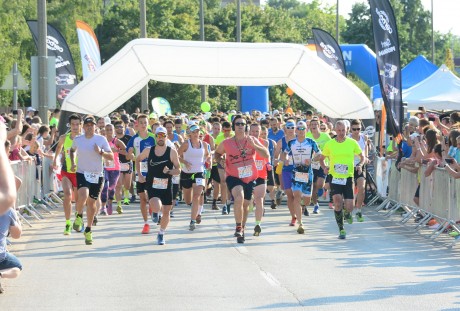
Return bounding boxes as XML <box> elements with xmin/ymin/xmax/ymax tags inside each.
<box><xmin>235</xmin><ymin>122</ymin><xmax>246</xmax><ymax>126</ymax></box>
<box><xmin>115</xmin><ymin>126</ymin><xmax>123</xmax><ymax>129</ymax></box>
<box><xmin>351</xmin><ymin>128</ymin><xmax>361</xmax><ymax>131</ymax></box>
<box><xmin>286</xmin><ymin>126</ymin><xmax>295</xmax><ymax>130</ymax></box>
<box><xmin>156</xmin><ymin>133</ymin><xmax>166</xmax><ymax>138</ymax></box>
<box><xmin>297</xmin><ymin>127</ymin><xmax>306</xmax><ymax>131</ymax></box>
<box><xmin>223</xmin><ymin>129</ymin><xmax>231</xmax><ymax>132</ymax></box>
<box><xmin>320</xmin><ymin>127</ymin><xmax>326</xmax><ymax>130</ymax></box>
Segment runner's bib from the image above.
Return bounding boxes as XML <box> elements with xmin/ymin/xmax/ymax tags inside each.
<box><xmin>334</xmin><ymin>164</ymin><xmax>348</xmax><ymax>175</ymax></box>
<box><xmin>140</xmin><ymin>162</ymin><xmax>148</xmax><ymax>174</ymax></box>
<box><xmin>294</xmin><ymin>172</ymin><xmax>309</xmax><ymax>183</ymax></box>
<box><xmin>195</xmin><ymin>178</ymin><xmax>205</xmax><ymax>187</ymax></box>
<box><xmin>84</xmin><ymin>172</ymin><xmax>99</xmax><ymax>184</ymax></box>
<box><xmin>311</xmin><ymin>161</ymin><xmax>320</xmax><ymax>170</ymax></box>
<box><xmin>255</xmin><ymin>160</ymin><xmax>264</xmax><ymax>171</ymax></box>
<box><xmin>152</xmin><ymin>178</ymin><xmax>168</xmax><ymax>189</ymax></box>
<box><xmin>172</xmin><ymin>175</ymin><xmax>180</xmax><ymax>184</ymax></box>
<box><xmin>120</xmin><ymin>163</ymin><xmax>130</xmax><ymax>172</ymax></box>
<box><xmin>332</xmin><ymin>177</ymin><xmax>347</xmax><ymax>185</ymax></box>
<box><xmin>238</xmin><ymin>165</ymin><xmax>253</xmax><ymax>179</ymax></box>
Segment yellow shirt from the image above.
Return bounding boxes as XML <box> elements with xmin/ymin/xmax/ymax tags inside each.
<box><xmin>322</xmin><ymin>137</ymin><xmax>362</xmax><ymax>178</ymax></box>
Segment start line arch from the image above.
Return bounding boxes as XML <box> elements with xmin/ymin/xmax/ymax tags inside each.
<box><xmin>62</xmin><ymin>39</ymin><xmax>373</xmax><ymax>119</ymax></box>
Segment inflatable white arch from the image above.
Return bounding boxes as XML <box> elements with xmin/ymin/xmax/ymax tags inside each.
<box><xmin>62</xmin><ymin>39</ymin><xmax>373</xmax><ymax>119</ymax></box>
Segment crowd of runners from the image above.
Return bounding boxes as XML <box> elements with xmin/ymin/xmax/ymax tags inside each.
<box><xmin>51</xmin><ymin>108</ymin><xmax>370</xmax><ymax>245</ymax></box>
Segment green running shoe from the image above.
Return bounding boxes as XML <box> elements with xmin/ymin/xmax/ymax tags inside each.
<box><xmin>297</xmin><ymin>224</ymin><xmax>305</xmax><ymax>234</ymax></box>
<box><xmin>356</xmin><ymin>212</ymin><xmax>364</xmax><ymax>222</ymax></box>
<box><xmin>344</xmin><ymin>211</ymin><xmax>353</xmax><ymax>224</ymax></box>
<box><xmin>117</xmin><ymin>205</ymin><xmax>123</xmax><ymax>214</ymax></box>
<box><xmin>123</xmin><ymin>198</ymin><xmax>130</xmax><ymax>205</ymax></box>
<box><xmin>84</xmin><ymin>231</ymin><xmax>93</xmax><ymax>245</ymax></box>
<box><xmin>63</xmin><ymin>224</ymin><xmax>71</xmax><ymax>235</ymax></box>
<box><xmin>73</xmin><ymin>214</ymin><xmax>84</xmax><ymax>232</ymax></box>
<box><xmin>338</xmin><ymin>229</ymin><xmax>346</xmax><ymax>239</ymax></box>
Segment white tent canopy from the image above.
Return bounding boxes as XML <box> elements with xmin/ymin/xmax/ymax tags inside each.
<box><xmin>402</xmin><ymin>64</ymin><xmax>460</xmax><ymax>110</ymax></box>
<box><xmin>62</xmin><ymin>39</ymin><xmax>373</xmax><ymax>119</ymax></box>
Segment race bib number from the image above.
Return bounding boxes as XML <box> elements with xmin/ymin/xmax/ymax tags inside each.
<box><xmin>332</xmin><ymin>177</ymin><xmax>347</xmax><ymax>185</ymax></box>
<box><xmin>104</xmin><ymin>160</ymin><xmax>115</xmax><ymax>169</ymax></box>
<box><xmin>152</xmin><ymin>178</ymin><xmax>168</xmax><ymax>189</ymax></box>
<box><xmin>311</xmin><ymin>161</ymin><xmax>320</xmax><ymax>170</ymax></box>
<box><xmin>255</xmin><ymin>160</ymin><xmax>264</xmax><ymax>171</ymax></box>
<box><xmin>84</xmin><ymin>171</ymin><xmax>99</xmax><ymax>184</ymax></box>
<box><xmin>120</xmin><ymin>162</ymin><xmax>130</xmax><ymax>172</ymax></box>
<box><xmin>238</xmin><ymin>165</ymin><xmax>253</xmax><ymax>179</ymax></box>
<box><xmin>334</xmin><ymin>164</ymin><xmax>348</xmax><ymax>175</ymax></box>
<box><xmin>195</xmin><ymin>178</ymin><xmax>205</xmax><ymax>187</ymax></box>
<box><xmin>172</xmin><ymin>175</ymin><xmax>180</xmax><ymax>184</ymax></box>
<box><xmin>140</xmin><ymin>162</ymin><xmax>148</xmax><ymax>174</ymax></box>
<box><xmin>294</xmin><ymin>172</ymin><xmax>309</xmax><ymax>183</ymax></box>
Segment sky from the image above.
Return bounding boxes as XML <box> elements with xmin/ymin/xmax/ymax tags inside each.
<box><xmin>261</xmin><ymin>0</ymin><xmax>460</xmax><ymax>36</ymax></box>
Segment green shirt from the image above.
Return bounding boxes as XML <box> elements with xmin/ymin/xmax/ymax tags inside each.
<box><xmin>215</xmin><ymin>131</ymin><xmax>234</xmax><ymax>147</ymax></box>
<box><xmin>322</xmin><ymin>137</ymin><xmax>362</xmax><ymax>178</ymax></box>
<box><xmin>306</xmin><ymin>132</ymin><xmax>331</xmax><ymax>151</ymax></box>
<box><xmin>50</xmin><ymin>117</ymin><xmax>59</xmax><ymax>127</ymax></box>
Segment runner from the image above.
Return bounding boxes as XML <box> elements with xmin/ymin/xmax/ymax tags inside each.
<box><xmin>209</xmin><ymin>121</ymin><xmax>222</xmax><ymax>210</ymax></box>
<box><xmin>177</xmin><ymin>124</ymin><xmax>210</xmax><ymax>231</ymax></box>
<box><xmin>126</xmin><ymin>114</ymin><xmax>156</xmax><ymax>234</ymax></box>
<box><xmin>100</xmin><ymin>123</ymin><xmax>126</xmax><ymax>215</ymax></box>
<box><xmin>70</xmin><ymin>116</ymin><xmax>113</xmax><ymax>245</ymax></box>
<box><xmin>52</xmin><ymin>114</ymin><xmax>82</xmax><ymax>235</ymax></box>
<box><xmin>274</xmin><ymin>119</ymin><xmax>297</xmax><ymax>226</ymax></box>
<box><xmin>260</xmin><ymin>126</ymin><xmax>277</xmax><ymax>209</ymax></box>
<box><xmin>136</xmin><ymin>126</ymin><xmax>181</xmax><ymax>245</ymax></box>
<box><xmin>281</xmin><ymin>121</ymin><xmax>323</xmax><ymax>234</ymax></box>
<box><xmin>349</xmin><ymin>119</ymin><xmax>368</xmax><ymax>222</ymax></box>
<box><xmin>215</xmin><ymin>115</ymin><xmax>269</xmax><ymax>243</ymax></box>
<box><xmin>306</xmin><ymin>117</ymin><xmax>331</xmax><ymax>214</ymax></box>
<box><xmin>320</xmin><ymin>120</ymin><xmax>364</xmax><ymax>239</ymax></box>
<box><xmin>249</xmin><ymin>123</ymin><xmax>270</xmax><ymax>236</ymax></box>
<box><xmin>215</xmin><ymin>121</ymin><xmax>234</xmax><ymax>214</ymax></box>
<box><xmin>114</xmin><ymin>120</ymin><xmax>133</xmax><ymax>207</ymax></box>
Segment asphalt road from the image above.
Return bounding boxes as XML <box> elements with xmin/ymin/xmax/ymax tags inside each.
<box><xmin>2</xmin><ymin>199</ymin><xmax>460</xmax><ymax>310</ymax></box>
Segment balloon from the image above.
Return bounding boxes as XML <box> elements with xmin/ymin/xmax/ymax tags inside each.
<box><xmin>286</xmin><ymin>87</ymin><xmax>294</xmax><ymax>96</ymax></box>
<box><xmin>285</xmin><ymin>107</ymin><xmax>294</xmax><ymax>115</ymax></box>
<box><xmin>201</xmin><ymin>101</ymin><xmax>211</xmax><ymax>112</ymax></box>
<box><xmin>151</xmin><ymin>97</ymin><xmax>172</xmax><ymax>116</ymax></box>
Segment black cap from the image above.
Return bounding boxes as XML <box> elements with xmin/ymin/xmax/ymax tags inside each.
<box><xmin>83</xmin><ymin>117</ymin><xmax>96</xmax><ymax>125</ymax></box>
<box><xmin>121</xmin><ymin>114</ymin><xmax>129</xmax><ymax>123</ymax></box>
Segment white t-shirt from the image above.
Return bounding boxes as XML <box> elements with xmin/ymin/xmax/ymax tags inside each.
<box><xmin>72</xmin><ymin>134</ymin><xmax>111</xmax><ymax>175</ymax></box>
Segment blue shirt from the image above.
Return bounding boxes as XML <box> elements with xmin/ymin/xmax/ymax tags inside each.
<box><xmin>268</xmin><ymin>128</ymin><xmax>285</xmax><ymax>143</ymax></box>
<box><xmin>281</xmin><ymin>136</ymin><xmax>296</xmax><ymax>172</ymax></box>
<box><xmin>285</xmin><ymin>138</ymin><xmax>320</xmax><ymax>178</ymax></box>
<box><xmin>401</xmin><ymin>141</ymin><xmax>412</xmax><ymax>158</ymax></box>
<box><xmin>126</xmin><ymin>132</ymin><xmax>156</xmax><ymax>176</ymax></box>
<box><xmin>0</xmin><ymin>209</ymin><xmax>16</xmax><ymax>261</ymax></box>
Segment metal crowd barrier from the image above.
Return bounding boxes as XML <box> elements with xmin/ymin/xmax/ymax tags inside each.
<box><xmin>10</xmin><ymin>159</ymin><xmax>62</xmax><ymax>227</ymax></box>
<box><xmin>372</xmin><ymin>158</ymin><xmax>460</xmax><ymax>248</ymax></box>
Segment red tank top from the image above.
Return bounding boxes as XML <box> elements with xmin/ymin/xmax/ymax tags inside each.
<box><xmin>255</xmin><ymin>138</ymin><xmax>268</xmax><ymax>179</ymax></box>
<box><xmin>223</xmin><ymin>137</ymin><xmax>257</xmax><ymax>183</ymax></box>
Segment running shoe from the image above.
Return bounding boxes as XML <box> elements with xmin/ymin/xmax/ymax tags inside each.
<box><xmin>84</xmin><ymin>231</ymin><xmax>93</xmax><ymax>245</ymax></box>
<box><xmin>100</xmin><ymin>208</ymin><xmax>108</xmax><ymax>216</ymax></box>
<box><xmin>222</xmin><ymin>205</ymin><xmax>228</xmax><ymax>215</ymax></box>
<box><xmin>356</xmin><ymin>212</ymin><xmax>364</xmax><ymax>222</ymax></box>
<box><xmin>297</xmin><ymin>224</ymin><xmax>305</xmax><ymax>234</ymax></box>
<box><xmin>189</xmin><ymin>221</ymin><xmax>196</xmax><ymax>231</ymax></box>
<box><xmin>123</xmin><ymin>197</ymin><xmax>130</xmax><ymax>205</ymax></box>
<box><xmin>196</xmin><ymin>214</ymin><xmax>202</xmax><ymax>224</ymax></box>
<box><xmin>117</xmin><ymin>205</ymin><xmax>123</xmax><ymax>214</ymax></box>
<box><xmin>152</xmin><ymin>212</ymin><xmax>159</xmax><ymax>224</ymax></box>
<box><xmin>344</xmin><ymin>211</ymin><xmax>353</xmax><ymax>224</ymax></box>
<box><xmin>157</xmin><ymin>233</ymin><xmax>165</xmax><ymax>245</ymax></box>
<box><xmin>289</xmin><ymin>217</ymin><xmax>296</xmax><ymax>226</ymax></box>
<box><xmin>338</xmin><ymin>229</ymin><xmax>346</xmax><ymax>239</ymax></box>
<box><xmin>253</xmin><ymin>224</ymin><xmax>262</xmax><ymax>236</ymax></box>
<box><xmin>303</xmin><ymin>206</ymin><xmax>309</xmax><ymax>217</ymax></box>
<box><xmin>63</xmin><ymin>224</ymin><xmax>71</xmax><ymax>235</ymax></box>
<box><xmin>270</xmin><ymin>200</ymin><xmax>277</xmax><ymax>209</ymax></box>
<box><xmin>73</xmin><ymin>214</ymin><xmax>84</xmax><ymax>232</ymax></box>
<box><xmin>275</xmin><ymin>190</ymin><xmax>282</xmax><ymax>206</ymax></box>
<box><xmin>170</xmin><ymin>210</ymin><xmax>175</xmax><ymax>218</ymax></box>
<box><xmin>93</xmin><ymin>216</ymin><xmax>98</xmax><ymax>226</ymax></box>
<box><xmin>313</xmin><ymin>203</ymin><xmax>320</xmax><ymax>214</ymax></box>
<box><xmin>235</xmin><ymin>226</ymin><xmax>244</xmax><ymax>243</ymax></box>
<box><xmin>449</xmin><ymin>231</ymin><xmax>459</xmax><ymax>237</ymax></box>
<box><xmin>130</xmin><ymin>195</ymin><xmax>136</xmax><ymax>203</ymax></box>
<box><xmin>329</xmin><ymin>203</ymin><xmax>334</xmax><ymax>209</ymax></box>
<box><xmin>141</xmin><ymin>223</ymin><xmax>150</xmax><ymax>234</ymax></box>
<box><xmin>212</xmin><ymin>203</ymin><xmax>219</xmax><ymax>210</ymax></box>
<box><xmin>157</xmin><ymin>215</ymin><xmax>162</xmax><ymax>225</ymax></box>
<box><xmin>107</xmin><ymin>202</ymin><xmax>113</xmax><ymax>215</ymax></box>
<box><xmin>227</xmin><ymin>202</ymin><xmax>232</xmax><ymax>214</ymax></box>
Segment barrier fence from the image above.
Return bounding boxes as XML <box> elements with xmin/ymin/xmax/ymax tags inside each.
<box><xmin>372</xmin><ymin>157</ymin><xmax>460</xmax><ymax>247</ymax></box>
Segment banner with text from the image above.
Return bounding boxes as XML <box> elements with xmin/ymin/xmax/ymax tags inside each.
<box><xmin>76</xmin><ymin>20</ymin><xmax>101</xmax><ymax>79</ymax></box>
<box><xmin>312</xmin><ymin>28</ymin><xmax>346</xmax><ymax>77</ymax></box>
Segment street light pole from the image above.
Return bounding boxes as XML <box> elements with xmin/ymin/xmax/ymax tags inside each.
<box><xmin>336</xmin><ymin>0</ymin><xmax>339</xmax><ymax>42</ymax></box>
<box><xmin>38</xmin><ymin>0</ymin><xmax>48</xmax><ymax>123</ymax></box>
<box><xmin>431</xmin><ymin>0</ymin><xmax>435</xmax><ymax>63</ymax></box>
<box><xmin>140</xmin><ymin>0</ymin><xmax>149</xmax><ymax>112</ymax></box>
<box><xmin>199</xmin><ymin>0</ymin><xmax>206</xmax><ymax>103</ymax></box>
<box><xmin>236</xmin><ymin>0</ymin><xmax>241</xmax><ymax>111</ymax></box>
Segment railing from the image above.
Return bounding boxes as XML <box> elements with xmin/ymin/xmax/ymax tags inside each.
<box><xmin>372</xmin><ymin>157</ymin><xmax>460</xmax><ymax>248</ymax></box>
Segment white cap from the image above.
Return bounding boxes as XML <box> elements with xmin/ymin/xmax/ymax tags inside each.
<box><xmin>155</xmin><ymin>126</ymin><xmax>167</xmax><ymax>134</ymax></box>
<box><xmin>27</xmin><ymin>107</ymin><xmax>36</xmax><ymax>112</ymax></box>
